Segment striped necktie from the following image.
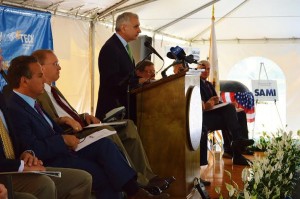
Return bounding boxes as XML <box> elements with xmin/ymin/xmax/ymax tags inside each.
<box><xmin>126</xmin><ymin>44</ymin><xmax>133</xmax><ymax>62</ymax></box>
<box><xmin>50</xmin><ymin>86</ymin><xmax>85</xmax><ymax>127</ymax></box>
<box><xmin>0</xmin><ymin>118</ymin><xmax>15</xmax><ymax>159</ymax></box>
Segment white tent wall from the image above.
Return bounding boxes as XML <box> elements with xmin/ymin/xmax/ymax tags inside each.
<box><xmin>51</xmin><ymin>15</ymin><xmax>91</xmax><ymax>114</ymax></box>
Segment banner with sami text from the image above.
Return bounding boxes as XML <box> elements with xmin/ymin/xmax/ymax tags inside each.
<box><xmin>0</xmin><ymin>5</ymin><xmax>53</xmax><ymax>90</ymax></box>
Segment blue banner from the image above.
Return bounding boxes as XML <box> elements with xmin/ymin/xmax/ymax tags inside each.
<box><xmin>0</xmin><ymin>5</ymin><xmax>53</xmax><ymax>90</ymax></box>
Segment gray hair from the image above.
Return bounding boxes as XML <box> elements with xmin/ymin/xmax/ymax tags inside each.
<box><xmin>115</xmin><ymin>12</ymin><xmax>139</xmax><ymax>32</ymax></box>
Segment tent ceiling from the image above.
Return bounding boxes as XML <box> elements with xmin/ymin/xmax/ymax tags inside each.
<box><xmin>2</xmin><ymin>0</ymin><xmax>300</xmax><ymax>42</ymax></box>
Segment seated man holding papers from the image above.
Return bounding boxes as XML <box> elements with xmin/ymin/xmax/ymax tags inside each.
<box><xmin>197</xmin><ymin>60</ymin><xmax>254</xmax><ymax>165</ymax></box>
<box><xmin>32</xmin><ymin>50</ymin><xmax>175</xmax><ymax>194</ymax></box>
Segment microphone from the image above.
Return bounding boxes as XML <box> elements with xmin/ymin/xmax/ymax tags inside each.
<box><xmin>166</xmin><ymin>52</ymin><xmax>177</xmax><ymax>60</ymax></box>
<box><xmin>144</xmin><ymin>41</ymin><xmax>164</xmax><ymax>61</ymax></box>
<box><xmin>185</xmin><ymin>54</ymin><xmax>198</xmax><ymax>64</ymax></box>
<box><xmin>169</xmin><ymin>46</ymin><xmax>198</xmax><ymax>64</ymax></box>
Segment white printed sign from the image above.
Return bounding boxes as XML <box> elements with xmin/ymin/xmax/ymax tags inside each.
<box><xmin>252</xmin><ymin>80</ymin><xmax>278</xmax><ymax>101</ymax></box>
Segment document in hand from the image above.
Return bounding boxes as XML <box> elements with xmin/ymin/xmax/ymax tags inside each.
<box><xmin>75</xmin><ymin>129</ymin><xmax>117</xmax><ymax>151</ymax></box>
<box><xmin>0</xmin><ymin>171</ymin><xmax>61</xmax><ymax>178</ymax></box>
<box><xmin>84</xmin><ymin>120</ymin><xmax>128</xmax><ymax>128</ymax></box>
<box><xmin>206</xmin><ymin>102</ymin><xmax>230</xmax><ymax>111</ymax></box>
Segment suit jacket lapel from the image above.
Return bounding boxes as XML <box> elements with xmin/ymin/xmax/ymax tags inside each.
<box><xmin>112</xmin><ymin>34</ymin><xmax>135</xmax><ymax>70</ymax></box>
<box><xmin>13</xmin><ymin>93</ymin><xmax>55</xmax><ymax>132</ymax></box>
<box><xmin>52</xmin><ymin>86</ymin><xmax>79</xmax><ymax>114</ymax></box>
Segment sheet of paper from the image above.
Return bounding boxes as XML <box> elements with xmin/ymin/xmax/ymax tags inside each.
<box><xmin>206</xmin><ymin>102</ymin><xmax>230</xmax><ymax>111</ymax></box>
<box><xmin>0</xmin><ymin>171</ymin><xmax>61</xmax><ymax>178</ymax></box>
<box><xmin>75</xmin><ymin>129</ymin><xmax>117</xmax><ymax>151</ymax></box>
<box><xmin>84</xmin><ymin>121</ymin><xmax>127</xmax><ymax>128</ymax></box>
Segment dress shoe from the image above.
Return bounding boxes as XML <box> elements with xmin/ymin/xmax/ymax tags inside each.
<box><xmin>242</xmin><ymin>148</ymin><xmax>254</xmax><ymax>155</ymax></box>
<box><xmin>233</xmin><ymin>155</ymin><xmax>252</xmax><ymax>166</ymax></box>
<box><xmin>148</xmin><ymin>176</ymin><xmax>176</xmax><ymax>191</ymax></box>
<box><xmin>139</xmin><ymin>185</ymin><xmax>162</xmax><ymax>195</ymax></box>
<box><xmin>231</xmin><ymin>139</ymin><xmax>254</xmax><ymax>152</ymax></box>
<box><xmin>128</xmin><ymin>188</ymin><xmax>170</xmax><ymax>199</ymax></box>
<box><xmin>200</xmin><ymin>178</ymin><xmax>211</xmax><ymax>186</ymax></box>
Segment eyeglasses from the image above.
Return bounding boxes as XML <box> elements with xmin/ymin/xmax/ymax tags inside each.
<box><xmin>43</xmin><ymin>61</ymin><xmax>60</xmax><ymax>67</ymax></box>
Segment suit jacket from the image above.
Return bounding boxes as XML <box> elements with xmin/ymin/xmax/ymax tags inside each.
<box><xmin>0</xmin><ymin>93</ymin><xmax>23</xmax><ymax>172</ymax></box>
<box><xmin>200</xmin><ymin>79</ymin><xmax>218</xmax><ymax>103</ymax></box>
<box><xmin>37</xmin><ymin>86</ymin><xmax>85</xmax><ymax>131</ymax></box>
<box><xmin>6</xmin><ymin>92</ymin><xmax>70</xmax><ymax>164</ymax></box>
<box><xmin>96</xmin><ymin>33</ymin><xmax>138</xmax><ymax>122</ymax></box>
<box><xmin>6</xmin><ymin>92</ymin><xmax>137</xmax><ymax>198</ymax></box>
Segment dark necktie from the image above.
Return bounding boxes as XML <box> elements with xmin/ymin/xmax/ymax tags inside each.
<box><xmin>0</xmin><ymin>118</ymin><xmax>15</xmax><ymax>159</ymax></box>
<box><xmin>35</xmin><ymin>101</ymin><xmax>56</xmax><ymax>134</ymax></box>
<box><xmin>34</xmin><ymin>101</ymin><xmax>46</xmax><ymax>117</ymax></box>
<box><xmin>50</xmin><ymin>86</ymin><xmax>85</xmax><ymax>127</ymax></box>
<box><xmin>205</xmin><ymin>81</ymin><xmax>214</xmax><ymax>96</ymax></box>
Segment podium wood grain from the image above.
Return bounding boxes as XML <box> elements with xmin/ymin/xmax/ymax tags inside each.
<box><xmin>134</xmin><ymin>73</ymin><xmax>202</xmax><ymax>198</ymax></box>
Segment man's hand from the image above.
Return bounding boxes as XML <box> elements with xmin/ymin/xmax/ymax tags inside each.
<box><xmin>84</xmin><ymin>114</ymin><xmax>100</xmax><ymax>125</ymax></box>
<box><xmin>23</xmin><ymin>165</ymin><xmax>46</xmax><ymax>172</ymax></box>
<box><xmin>20</xmin><ymin>151</ymin><xmax>43</xmax><ymax>167</ymax></box>
<box><xmin>59</xmin><ymin>116</ymin><xmax>82</xmax><ymax>132</ymax></box>
<box><xmin>210</xmin><ymin>96</ymin><xmax>219</xmax><ymax>105</ymax></box>
<box><xmin>0</xmin><ymin>184</ymin><xmax>7</xmax><ymax>199</ymax></box>
<box><xmin>62</xmin><ymin>135</ymin><xmax>79</xmax><ymax>150</ymax></box>
<box><xmin>204</xmin><ymin>100</ymin><xmax>214</xmax><ymax>111</ymax></box>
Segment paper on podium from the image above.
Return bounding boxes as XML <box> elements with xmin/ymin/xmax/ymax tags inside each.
<box><xmin>75</xmin><ymin>129</ymin><xmax>117</xmax><ymax>151</ymax></box>
<box><xmin>84</xmin><ymin>121</ymin><xmax>127</xmax><ymax>128</ymax></box>
<box><xmin>206</xmin><ymin>102</ymin><xmax>230</xmax><ymax>111</ymax></box>
<box><xmin>0</xmin><ymin>171</ymin><xmax>61</xmax><ymax>178</ymax></box>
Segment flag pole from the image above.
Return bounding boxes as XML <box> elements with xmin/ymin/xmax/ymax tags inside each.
<box><xmin>209</xmin><ymin>4</ymin><xmax>220</xmax><ymax>96</ymax></box>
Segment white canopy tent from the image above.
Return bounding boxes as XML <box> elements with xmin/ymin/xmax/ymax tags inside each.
<box><xmin>1</xmin><ymin>0</ymin><xmax>300</xmax><ymax>133</ymax></box>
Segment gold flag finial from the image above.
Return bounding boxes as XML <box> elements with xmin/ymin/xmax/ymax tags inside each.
<box><xmin>212</xmin><ymin>4</ymin><xmax>215</xmax><ymax>20</ymax></box>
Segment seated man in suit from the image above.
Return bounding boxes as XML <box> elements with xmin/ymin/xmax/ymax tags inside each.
<box><xmin>32</xmin><ymin>49</ymin><xmax>174</xmax><ymax>193</ymax></box>
<box><xmin>6</xmin><ymin>55</ymin><xmax>169</xmax><ymax>199</ymax></box>
<box><xmin>0</xmin><ymin>92</ymin><xmax>92</xmax><ymax>199</ymax></box>
<box><xmin>197</xmin><ymin>60</ymin><xmax>254</xmax><ymax>165</ymax></box>
<box><xmin>135</xmin><ymin>60</ymin><xmax>156</xmax><ymax>82</ymax></box>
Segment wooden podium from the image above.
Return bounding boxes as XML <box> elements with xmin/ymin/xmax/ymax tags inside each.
<box><xmin>132</xmin><ymin>72</ymin><xmax>203</xmax><ymax>198</ymax></box>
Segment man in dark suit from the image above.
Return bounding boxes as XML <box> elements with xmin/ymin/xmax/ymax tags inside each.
<box><xmin>197</xmin><ymin>60</ymin><xmax>254</xmax><ymax>165</ymax></box>
<box><xmin>0</xmin><ymin>93</ymin><xmax>92</xmax><ymax>199</ymax></box>
<box><xmin>96</xmin><ymin>12</ymin><xmax>148</xmax><ymax>122</ymax></box>
<box><xmin>32</xmin><ymin>49</ymin><xmax>174</xmax><ymax>192</ymax></box>
<box><xmin>6</xmin><ymin>55</ymin><xmax>169</xmax><ymax>199</ymax></box>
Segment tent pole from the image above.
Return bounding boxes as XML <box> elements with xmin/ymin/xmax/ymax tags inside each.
<box><xmin>89</xmin><ymin>21</ymin><xmax>95</xmax><ymax>115</ymax></box>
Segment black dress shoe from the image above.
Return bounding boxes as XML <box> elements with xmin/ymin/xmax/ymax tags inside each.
<box><xmin>129</xmin><ymin>188</ymin><xmax>170</xmax><ymax>199</ymax></box>
<box><xmin>148</xmin><ymin>176</ymin><xmax>175</xmax><ymax>191</ymax></box>
<box><xmin>242</xmin><ymin>148</ymin><xmax>254</xmax><ymax>155</ymax></box>
<box><xmin>139</xmin><ymin>185</ymin><xmax>162</xmax><ymax>195</ymax></box>
<box><xmin>200</xmin><ymin>178</ymin><xmax>211</xmax><ymax>186</ymax></box>
<box><xmin>231</xmin><ymin>139</ymin><xmax>254</xmax><ymax>152</ymax></box>
<box><xmin>233</xmin><ymin>155</ymin><xmax>252</xmax><ymax>166</ymax></box>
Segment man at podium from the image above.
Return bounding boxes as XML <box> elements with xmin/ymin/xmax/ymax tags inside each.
<box><xmin>96</xmin><ymin>12</ymin><xmax>142</xmax><ymax>123</ymax></box>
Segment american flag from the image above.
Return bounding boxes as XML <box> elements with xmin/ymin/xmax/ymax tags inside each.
<box><xmin>221</xmin><ymin>91</ymin><xmax>255</xmax><ymax>123</ymax></box>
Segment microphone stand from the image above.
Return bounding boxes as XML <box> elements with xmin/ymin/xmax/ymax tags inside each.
<box><xmin>118</xmin><ymin>51</ymin><xmax>152</xmax><ymax>122</ymax></box>
<box><xmin>135</xmin><ymin>51</ymin><xmax>152</xmax><ymax>71</ymax></box>
<box><xmin>161</xmin><ymin>61</ymin><xmax>183</xmax><ymax>78</ymax></box>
